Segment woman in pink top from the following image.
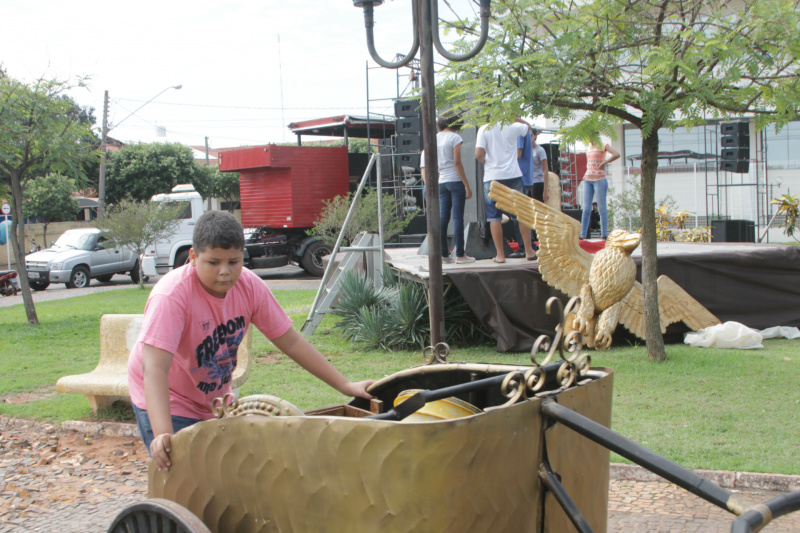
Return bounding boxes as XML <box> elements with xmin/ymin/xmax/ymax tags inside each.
<box><xmin>580</xmin><ymin>139</ymin><xmax>620</xmax><ymax>239</ymax></box>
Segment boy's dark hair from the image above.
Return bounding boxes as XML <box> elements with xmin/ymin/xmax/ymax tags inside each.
<box><xmin>437</xmin><ymin>112</ymin><xmax>463</xmax><ymax>132</ymax></box>
<box><xmin>192</xmin><ymin>211</ymin><xmax>245</xmax><ymax>252</ymax></box>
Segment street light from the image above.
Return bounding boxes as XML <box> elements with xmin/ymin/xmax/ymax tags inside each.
<box><xmin>97</xmin><ymin>84</ymin><xmax>183</xmax><ymax>220</ymax></box>
<box><xmin>352</xmin><ymin>0</ymin><xmax>491</xmax><ymax>346</ymax></box>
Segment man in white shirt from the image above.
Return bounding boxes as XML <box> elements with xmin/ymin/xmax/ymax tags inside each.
<box><xmin>475</xmin><ymin>119</ymin><xmax>537</xmax><ymax>263</ymax></box>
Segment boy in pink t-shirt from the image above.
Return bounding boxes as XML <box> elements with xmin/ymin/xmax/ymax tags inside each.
<box><xmin>128</xmin><ymin>211</ymin><xmax>374</xmax><ymax>471</ymax></box>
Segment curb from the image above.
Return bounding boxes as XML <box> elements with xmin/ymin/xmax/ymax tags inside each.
<box><xmin>3</xmin><ymin>416</ymin><xmax>798</xmax><ymax>493</ymax></box>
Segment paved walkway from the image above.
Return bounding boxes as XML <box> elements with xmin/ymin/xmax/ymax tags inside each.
<box><xmin>2</xmin><ymin>417</ymin><xmax>799</xmax><ymax>533</ymax></box>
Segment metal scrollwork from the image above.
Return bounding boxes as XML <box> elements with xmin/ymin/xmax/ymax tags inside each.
<box><xmin>212</xmin><ymin>393</ymin><xmax>304</xmax><ymax>419</ymax></box>
<box><xmin>423</xmin><ymin>342</ymin><xmax>451</xmax><ymax>365</ymax></box>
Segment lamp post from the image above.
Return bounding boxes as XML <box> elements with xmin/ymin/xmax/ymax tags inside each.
<box><xmin>97</xmin><ymin>84</ymin><xmax>182</xmax><ymax>220</ymax></box>
<box><xmin>352</xmin><ymin>0</ymin><xmax>491</xmax><ymax>346</ymax></box>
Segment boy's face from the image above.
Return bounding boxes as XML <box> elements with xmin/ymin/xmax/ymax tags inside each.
<box><xmin>189</xmin><ymin>246</ymin><xmax>244</xmax><ymax>298</ymax></box>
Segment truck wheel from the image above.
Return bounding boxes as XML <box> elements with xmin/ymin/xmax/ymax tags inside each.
<box><xmin>130</xmin><ymin>260</ymin><xmax>141</xmax><ymax>284</ymax></box>
<box><xmin>30</xmin><ymin>281</ymin><xmax>49</xmax><ymax>291</ymax></box>
<box><xmin>300</xmin><ymin>241</ymin><xmax>331</xmax><ymax>277</ymax></box>
<box><xmin>96</xmin><ymin>274</ymin><xmax>114</xmax><ymax>283</ymax></box>
<box><xmin>66</xmin><ymin>266</ymin><xmax>90</xmax><ymax>289</ymax></box>
<box><xmin>174</xmin><ymin>249</ymin><xmax>190</xmax><ymax>270</ymax></box>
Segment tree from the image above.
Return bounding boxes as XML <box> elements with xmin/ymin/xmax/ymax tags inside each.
<box><xmin>0</xmin><ymin>75</ymin><xmax>97</xmax><ymax>325</ymax></box>
<box><xmin>211</xmin><ymin>170</ymin><xmax>240</xmax><ymax>212</ymax></box>
<box><xmin>442</xmin><ymin>0</ymin><xmax>800</xmax><ymax>361</ymax></box>
<box><xmin>105</xmin><ymin>143</ymin><xmax>215</xmax><ymax>204</ymax></box>
<box><xmin>22</xmin><ymin>173</ymin><xmax>80</xmax><ymax>245</ymax></box>
<box><xmin>94</xmin><ymin>200</ymin><xmax>185</xmax><ymax>288</ymax></box>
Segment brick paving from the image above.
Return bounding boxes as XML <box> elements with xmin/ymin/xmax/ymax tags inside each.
<box><xmin>2</xmin><ymin>417</ymin><xmax>799</xmax><ymax>533</ymax></box>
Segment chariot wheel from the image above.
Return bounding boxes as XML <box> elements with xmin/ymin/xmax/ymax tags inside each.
<box><xmin>107</xmin><ymin>498</ymin><xmax>211</xmax><ymax>533</ymax></box>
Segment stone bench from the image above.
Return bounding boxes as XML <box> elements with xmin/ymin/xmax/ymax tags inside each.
<box><xmin>56</xmin><ymin>314</ymin><xmax>253</xmax><ymax>414</ymax></box>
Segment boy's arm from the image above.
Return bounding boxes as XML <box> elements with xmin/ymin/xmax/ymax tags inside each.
<box><xmin>141</xmin><ymin>344</ymin><xmax>175</xmax><ymax>471</ymax></box>
<box><xmin>271</xmin><ymin>328</ymin><xmax>374</xmax><ymax>399</ymax></box>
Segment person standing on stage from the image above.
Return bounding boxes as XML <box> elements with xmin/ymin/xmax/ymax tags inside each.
<box><xmin>476</xmin><ymin>118</ymin><xmax>537</xmax><ymax>263</ymax></box>
<box><xmin>420</xmin><ymin>114</ymin><xmax>475</xmax><ymax>264</ymax></box>
<box><xmin>580</xmin><ymin>137</ymin><xmax>620</xmax><ymax>240</ymax></box>
<box><xmin>509</xmin><ymin>127</ymin><xmax>534</xmax><ymax>259</ymax></box>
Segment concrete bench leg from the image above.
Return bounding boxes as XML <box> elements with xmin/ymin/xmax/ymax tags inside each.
<box><xmin>87</xmin><ymin>395</ymin><xmax>130</xmax><ymax>415</ymax></box>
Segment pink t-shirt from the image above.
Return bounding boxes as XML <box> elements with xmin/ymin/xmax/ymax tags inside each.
<box><xmin>127</xmin><ymin>264</ymin><xmax>293</xmax><ymax>420</ymax></box>
<box><xmin>583</xmin><ymin>145</ymin><xmax>607</xmax><ymax>181</ymax></box>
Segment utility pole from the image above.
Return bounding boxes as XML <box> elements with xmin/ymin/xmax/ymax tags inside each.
<box><xmin>97</xmin><ymin>90</ymin><xmax>109</xmax><ymax>221</ymax></box>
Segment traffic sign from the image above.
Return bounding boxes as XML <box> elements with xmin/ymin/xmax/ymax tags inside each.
<box><xmin>1</xmin><ymin>202</ymin><xmax>10</xmax><ymax>216</ymax></box>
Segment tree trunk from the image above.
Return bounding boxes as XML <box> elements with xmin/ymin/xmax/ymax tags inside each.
<box><xmin>8</xmin><ymin>169</ymin><xmax>39</xmax><ymax>325</ymax></box>
<box><xmin>639</xmin><ymin>130</ymin><xmax>664</xmax><ymax>362</ymax></box>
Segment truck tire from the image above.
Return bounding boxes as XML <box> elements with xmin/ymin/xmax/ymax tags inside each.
<box><xmin>174</xmin><ymin>249</ymin><xmax>190</xmax><ymax>270</ymax></box>
<box><xmin>300</xmin><ymin>241</ymin><xmax>331</xmax><ymax>277</ymax></box>
<box><xmin>30</xmin><ymin>281</ymin><xmax>49</xmax><ymax>291</ymax></box>
<box><xmin>96</xmin><ymin>274</ymin><xmax>114</xmax><ymax>283</ymax></box>
<box><xmin>66</xmin><ymin>266</ymin><xmax>90</xmax><ymax>289</ymax></box>
<box><xmin>130</xmin><ymin>260</ymin><xmax>141</xmax><ymax>284</ymax></box>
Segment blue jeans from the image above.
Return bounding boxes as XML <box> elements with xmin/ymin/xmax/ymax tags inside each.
<box><xmin>133</xmin><ymin>404</ymin><xmax>203</xmax><ymax>454</ymax></box>
<box><xmin>483</xmin><ymin>177</ymin><xmax>525</xmax><ymax>223</ymax></box>
<box><xmin>581</xmin><ymin>179</ymin><xmax>609</xmax><ymax>238</ymax></box>
<box><xmin>439</xmin><ymin>181</ymin><xmax>467</xmax><ymax>257</ymax></box>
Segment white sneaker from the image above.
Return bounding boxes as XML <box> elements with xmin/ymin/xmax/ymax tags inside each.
<box><xmin>456</xmin><ymin>255</ymin><xmax>476</xmax><ymax>264</ymax></box>
<box><xmin>442</xmin><ymin>256</ymin><xmax>455</xmax><ymax>264</ymax></box>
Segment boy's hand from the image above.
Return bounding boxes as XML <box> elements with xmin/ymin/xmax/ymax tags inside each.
<box><xmin>150</xmin><ymin>433</ymin><xmax>173</xmax><ymax>471</ymax></box>
<box><xmin>341</xmin><ymin>380</ymin><xmax>376</xmax><ymax>400</ymax></box>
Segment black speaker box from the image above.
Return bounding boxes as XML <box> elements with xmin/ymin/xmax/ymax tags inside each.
<box><xmin>394</xmin><ymin>99</ymin><xmax>422</xmax><ymax>118</ymax></box>
<box><xmin>563</xmin><ymin>209</ymin><xmax>582</xmax><ymax>222</ymax></box>
<box><xmin>711</xmin><ymin>219</ymin><xmax>755</xmax><ymax>242</ymax></box>
<box><xmin>722</xmin><ymin>135</ymin><xmax>750</xmax><ymax>148</ymax></box>
<box><xmin>396</xmin><ymin>134</ymin><xmax>422</xmax><ymax>152</ymax></box>
<box><xmin>721</xmin><ymin>147</ymin><xmax>749</xmax><ymax>160</ymax></box>
<box><xmin>719</xmin><ymin>160</ymin><xmax>749</xmax><ymax>173</ymax></box>
<box><xmin>540</xmin><ymin>143</ymin><xmax>561</xmax><ymax>176</ymax></box>
<box><xmin>394</xmin><ymin>153</ymin><xmax>421</xmax><ymax>170</ymax></box>
<box><xmin>396</xmin><ymin>116</ymin><xmax>422</xmax><ymax>135</ymax></box>
<box><xmin>720</xmin><ymin>122</ymin><xmax>749</xmax><ymax>136</ymax></box>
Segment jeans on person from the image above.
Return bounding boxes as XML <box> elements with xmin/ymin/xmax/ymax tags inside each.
<box><xmin>580</xmin><ymin>178</ymin><xmax>609</xmax><ymax>238</ymax></box>
<box><xmin>133</xmin><ymin>404</ymin><xmax>203</xmax><ymax>454</ymax></box>
<box><xmin>439</xmin><ymin>181</ymin><xmax>467</xmax><ymax>257</ymax></box>
<box><xmin>483</xmin><ymin>177</ymin><xmax>525</xmax><ymax>222</ymax></box>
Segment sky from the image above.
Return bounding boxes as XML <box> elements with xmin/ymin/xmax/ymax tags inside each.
<box><xmin>1</xmin><ymin>0</ymin><xmax>482</xmax><ymax>149</ymax></box>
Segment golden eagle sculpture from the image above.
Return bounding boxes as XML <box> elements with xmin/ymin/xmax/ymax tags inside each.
<box><xmin>488</xmin><ymin>181</ymin><xmax>721</xmax><ymax>349</ymax></box>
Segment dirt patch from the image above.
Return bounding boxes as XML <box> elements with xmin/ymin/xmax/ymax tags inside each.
<box><xmin>57</xmin><ymin>432</ymin><xmax>149</xmax><ymax>466</ymax></box>
<box><xmin>0</xmin><ymin>387</ymin><xmax>58</xmax><ymax>404</ymax></box>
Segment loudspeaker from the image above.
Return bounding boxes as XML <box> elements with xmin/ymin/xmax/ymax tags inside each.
<box><xmin>721</xmin><ymin>147</ymin><xmax>749</xmax><ymax>160</ymax></box>
<box><xmin>540</xmin><ymin>143</ymin><xmax>561</xmax><ymax>176</ymax></box>
<box><xmin>711</xmin><ymin>220</ymin><xmax>755</xmax><ymax>242</ymax></box>
<box><xmin>722</xmin><ymin>135</ymin><xmax>750</xmax><ymax>148</ymax></box>
<box><xmin>720</xmin><ymin>122</ymin><xmax>749</xmax><ymax>136</ymax></box>
<box><xmin>719</xmin><ymin>160</ymin><xmax>749</xmax><ymax>173</ymax></box>
<box><xmin>394</xmin><ymin>152</ymin><xmax>421</xmax><ymax>170</ymax></box>
<box><xmin>563</xmin><ymin>209</ymin><xmax>582</xmax><ymax>222</ymax></box>
<box><xmin>396</xmin><ymin>134</ymin><xmax>422</xmax><ymax>152</ymax></box>
<box><xmin>394</xmin><ymin>99</ymin><xmax>422</xmax><ymax>118</ymax></box>
<box><xmin>395</xmin><ymin>116</ymin><xmax>421</xmax><ymax>135</ymax></box>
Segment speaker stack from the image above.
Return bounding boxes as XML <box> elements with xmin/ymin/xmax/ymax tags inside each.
<box><xmin>540</xmin><ymin>143</ymin><xmax>561</xmax><ymax>176</ymax></box>
<box><xmin>719</xmin><ymin>122</ymin><xmax>750</xmax><ymax>173</ymax></box>
<box><xmin>394</xmin><ymin>99</ymin><xmax>422</xmax><ymax>155</ymax></box>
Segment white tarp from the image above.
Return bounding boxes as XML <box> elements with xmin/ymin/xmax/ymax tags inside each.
<box><xmin>684</xmin><ymin>321</ymin><xmax>800</xmax><ymax>349</ymax></box>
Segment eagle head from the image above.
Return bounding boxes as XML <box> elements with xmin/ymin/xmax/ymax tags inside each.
<box><xmin>605</xmin><ymin>229</ymin><xmax>641</xmax><ymax>255</ymax></box>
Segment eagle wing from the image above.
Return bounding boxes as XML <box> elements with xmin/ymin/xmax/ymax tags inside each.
<box><xmin>618</xmin><ymin>276</ymin><xmax>721</xmax><ymax>340</ymax></box>
<box><xmin>488</xmin><ymin>180</ymin><xmax>592</xmax><ymax>297</ymax></box>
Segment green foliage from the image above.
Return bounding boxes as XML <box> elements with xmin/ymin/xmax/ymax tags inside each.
<box><xmin>22</xmin><ymin>173</ymin><xmax>80</xmax><ymax>243</ymax></box>
<box><xmin>212</xmin><ymin>170</ymin><xmax>240</xmax><ymax>211</ymax></box>
<box><xmin>94</xmin><ymin>200</ymin><xmax>185</xmax><ymax>287</ymax></box>
<box><xmin>609</xmin><ymin>174</ymin><xmax>677</xmax><ymax>232</ymax></box>
<box><xmin>105</xmin><ymin>142</ymin><xmax>215</xmax><ymax>204</ymax></box>
<box><xmin>332</xmin><ymin>266</ymin><xmax>490</xmax><ymax>350</ymax></box>
<box><xmin>309</xmin><ymin>187</ymin><xmax>414</xmax><ymax>247</ymax></box>
<box><xmin>771</xmin><ymin>190</ymin><xmax>800</xmax><ymax>240</ymax></box>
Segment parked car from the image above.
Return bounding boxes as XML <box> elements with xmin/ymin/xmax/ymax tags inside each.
<box><xmin>25</xmin><ymin>228</ymin><xmax>140</xmax><ymax>290</ymax></box>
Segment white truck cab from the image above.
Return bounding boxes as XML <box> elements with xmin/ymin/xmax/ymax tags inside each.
<box><xmin>141</xmin><ymin>184</ymin><xmax>205</xmax><ymax>277</ymax></box>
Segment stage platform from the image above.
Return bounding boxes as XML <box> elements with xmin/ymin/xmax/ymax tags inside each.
<box><xmin>384</xmin><ymin>241</ymin><xmax>800</xmax><ymax>352</ymax></box>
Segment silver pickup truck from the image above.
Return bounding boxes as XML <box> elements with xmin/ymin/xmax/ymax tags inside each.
<box><xmin>25</xmin><ymin>228</ymin><xmax>139</xmax><ymax>290</ymax></box>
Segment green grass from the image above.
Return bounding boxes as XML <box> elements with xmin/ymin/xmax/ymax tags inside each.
<box><xmin>1</xmin><ymin>288</ymin><xmax>798</xmax><ymax>475</ymax></box>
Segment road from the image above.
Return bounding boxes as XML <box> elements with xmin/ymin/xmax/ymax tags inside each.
<box><xmin>0</xmin><ymin>265</ymin><xmax>321</xmax><ymax>308</ymax></box>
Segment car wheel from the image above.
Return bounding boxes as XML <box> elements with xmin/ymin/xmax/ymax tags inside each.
<box><xmin>96</xmin><ymin>274</ymin><xmax>114</xmax><ymax>283</ymax></box>
<box><xmin>300</xmin><ymin>240</ymin><xmax>331</xmax><ymax>277</ymax></box>
<box><xmin>30</xmin><ymin>281</ymin><xmax>50</xmax><ymax>291</ymax></box>
<box><xmin>66</xmin><ymin>266</ymin><xmax>90</xmax><ymax>289</ymax></box>
<box><xmin>174</xmin><ymin>249</ymin><xmax>190</xmax><ymax>270</ymax></box>
<box><xmin>130</xmin><ymin>260</ymin><xmax>141</xmax><ymax>284</ymax></box>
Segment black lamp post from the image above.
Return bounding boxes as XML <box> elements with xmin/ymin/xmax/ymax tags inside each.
<box><xmin>353</xmin><ymin>0</ymin><xmax>491</xmax><ymax>346</ymax></box>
